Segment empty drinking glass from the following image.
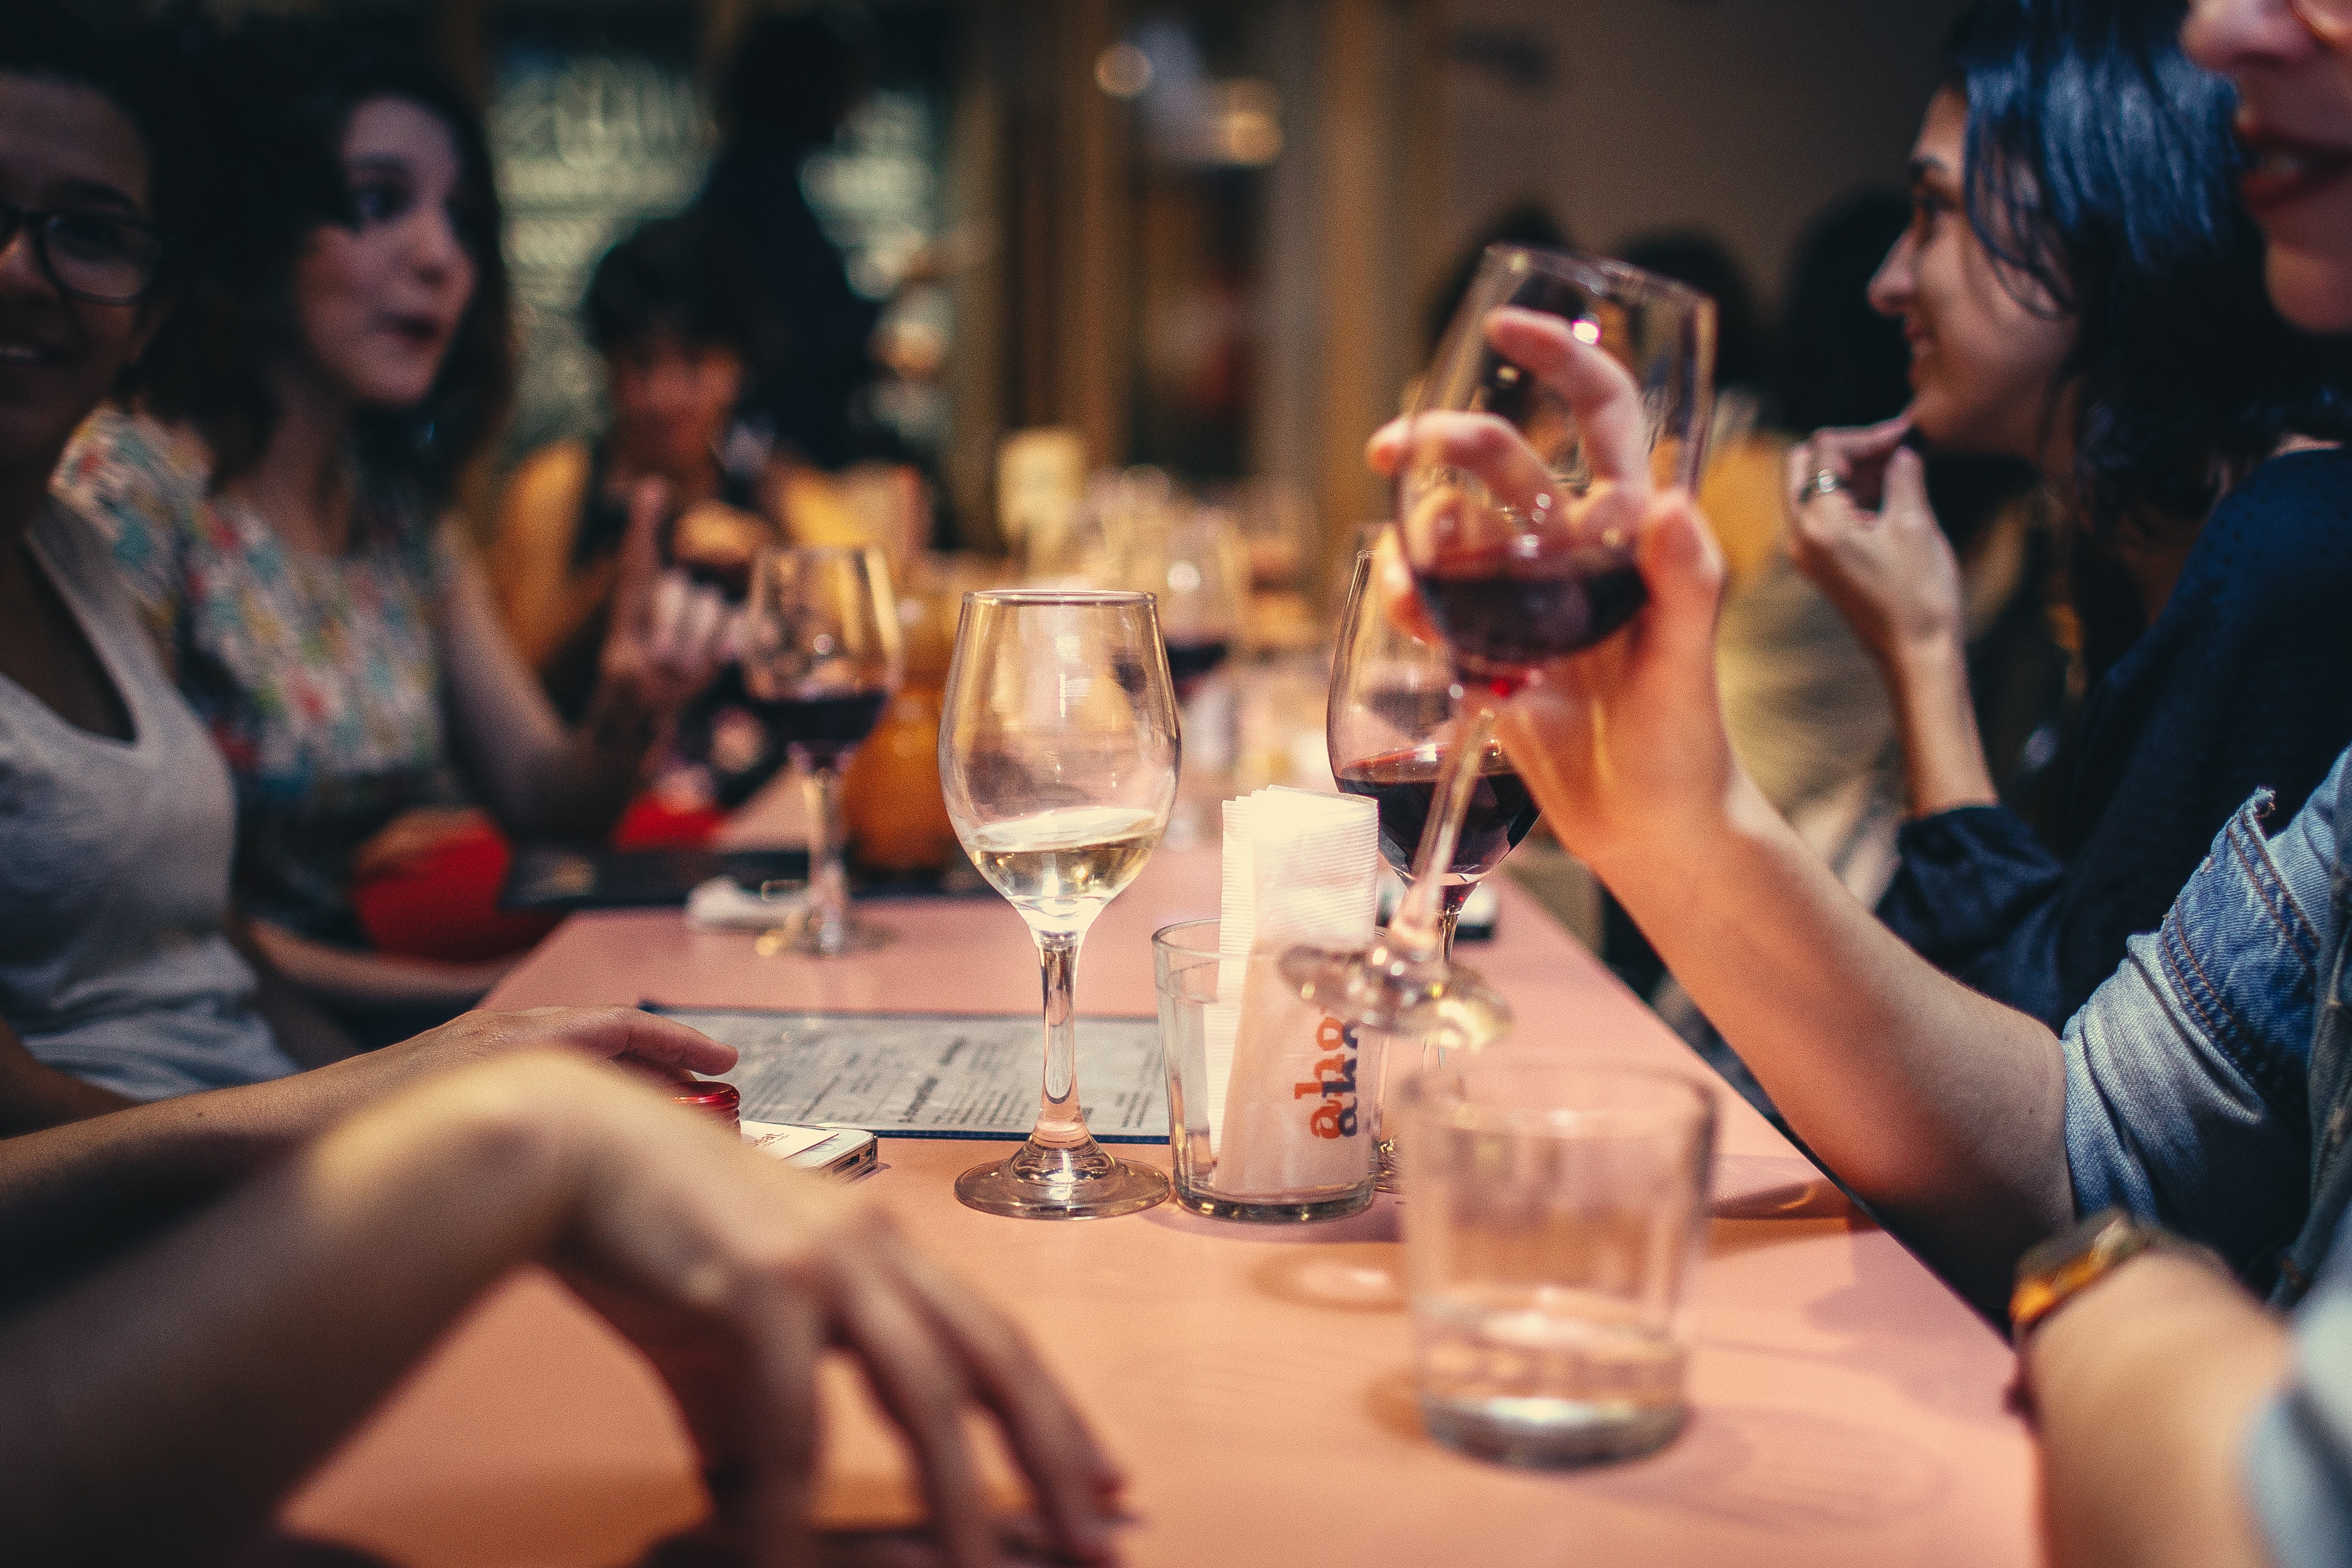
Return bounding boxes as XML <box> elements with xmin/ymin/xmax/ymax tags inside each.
<box><xmin>1398</xmin><ymin>1057</ymin><xmax>1716</xmax><ymax>1466</ymax></box>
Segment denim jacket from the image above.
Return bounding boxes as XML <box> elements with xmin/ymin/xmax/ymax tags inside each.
<box><xmin>2061</xmin><ymin>746</ymin><xmax>2348</xmax><ymax>1291</ymax></box>
<box><xmin>2057</xmin><ymin>745</ymin><xmax>2352</xmax><ymax>1567</ymax></box>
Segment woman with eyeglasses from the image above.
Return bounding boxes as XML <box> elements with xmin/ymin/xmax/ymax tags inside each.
<box><xmin>53</xmin><ymin>19</ymin><xmax>732</xmax><ymax>1045</ymax></box>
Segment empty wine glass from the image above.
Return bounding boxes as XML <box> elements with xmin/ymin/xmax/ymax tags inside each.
<box><xmin>1287</xmin><ymin>247</ymin><xmax>1714</xmax><ymax>1038</ymax></box>
<box><xmin>938</xmin><ymin>590</ymin><xmax>1180</xmax><ymax>1218</ymax></box>
<box><xmin>741</xmin><ymin>547</ymin><xmax>903</xmax><ymax>955</ymax></box>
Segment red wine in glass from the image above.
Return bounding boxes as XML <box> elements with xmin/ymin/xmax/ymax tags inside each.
<box><xmin>748</xmin><ymin>688</ymin><xmax>890</xmax><ymax>769</ymax></box>
<box><xmin>1163</xmin><ymin>636</ymin><xmax>1231</xmax><ymax>698</ymax></box>
<box><xmin>1413</xmin><ymin>552</ymin><xmax>1646</xmax><ymax>688</ymax></box>
<box><xmin>1335</xmin><ymin>742</ymin><xmax>1540</xmax><ymax>882</ymax></box>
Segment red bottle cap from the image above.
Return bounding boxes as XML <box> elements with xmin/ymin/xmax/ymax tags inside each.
<box><xmin>672</xmin><ymin>1079</ymin><xmax>742</xmax><ymax>1134</ymax></box>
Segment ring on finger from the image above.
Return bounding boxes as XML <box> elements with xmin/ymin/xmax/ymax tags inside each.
<box><xmin>1798</xmin><ymin>468</ymin><xmax>1845</xmax><ymax>504</ymax></box>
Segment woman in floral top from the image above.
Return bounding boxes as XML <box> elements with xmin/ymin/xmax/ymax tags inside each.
<box><xmin>56</xmin><ymin>23</ymin><xmax>728</xmax><ymax>1030</ymax></box>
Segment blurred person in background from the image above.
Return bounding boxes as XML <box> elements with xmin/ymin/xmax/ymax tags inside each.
<box><xmin>54</xmin><ymin>20</ymin><xmax>731</xmax><ymax>1046</ymax></box>
<box><xmin>1785</xmin><ymin>0</ymin><xmax>2352</xmax><ymax>1029</ymax></box>
<box><xmin>492</xmin><ymin>216</ymin><xmax>780</xmax><ymax>726</ymax></box>
<box><xmin>692</xmin><ymin>8</ymin><xmax>888</xmax><ymax>473</ymax></box>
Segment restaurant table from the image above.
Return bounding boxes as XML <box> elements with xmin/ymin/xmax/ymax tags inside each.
<box><xmin>279</xmin><ymin>846</ymin><xmax>2040</xmax><ymax>1566</ymax></box>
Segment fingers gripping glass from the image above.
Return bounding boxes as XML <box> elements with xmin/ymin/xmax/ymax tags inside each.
<box><xmin>1284</xmin><ymin>246</ymin><xmax>1715</xmax><ymax>1044</ymax></box>
<box><xmin>0</xmin><ymin>203</ymin><xmax>163</xmax><ymax>305</ymax></box>
<box><xmin>2289</xmin><ymin>0</ymin><xmax>2352</xmax><ymax>43</ymax></box>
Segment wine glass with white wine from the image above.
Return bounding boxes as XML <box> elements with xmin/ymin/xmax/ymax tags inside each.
<box><xmin>938</xmin><ymin>589</ymin><xmax>1179</xmax><ymax>1218</ymax></box>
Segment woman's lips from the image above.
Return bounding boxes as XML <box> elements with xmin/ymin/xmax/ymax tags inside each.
<box><xmin>2238</xmin><ymin>128</ymin><xmax>2352</xmax><ymax>216</ymax></box>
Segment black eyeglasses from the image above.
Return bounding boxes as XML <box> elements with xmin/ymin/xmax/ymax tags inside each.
<box><xmin>0</xmin><ymin>201</ymin><xmax>164</xmax><ymax>306</ymax></box>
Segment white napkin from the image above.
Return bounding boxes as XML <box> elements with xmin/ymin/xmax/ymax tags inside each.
<box><xmin>1202</xmin><ymin>787</ymin><xmax>1381</xmax><ymax>1195</ymax></box>
<box><xmin>685</xmin><ymin>876</ymin><xmax>807</xmax><ymax>932</ymax></box>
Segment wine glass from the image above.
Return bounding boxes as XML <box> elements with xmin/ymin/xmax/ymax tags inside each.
<box><xmin>1287</xmin><ymin>246</ymin><xmax>1715</xmax><ymax>1037</ymax></box>
<box><xmin>938</xmin><ymin>589</ymin><xmax>1180</xmax><ymax>1218</ymax></box>
<box><xmin>1136</xmin><ymin>504</ymin><xmax>1245</xmax><ymax>700</ymax></box>
<box><xmin>1329</xmin><ymin>539</ymin><xmax>1541</xmax><ymax>954</ymax></box>
<box><xmin>741</xmin><ymin>546</ymin><xmax>904</xmax><ymax>955</ymax></box>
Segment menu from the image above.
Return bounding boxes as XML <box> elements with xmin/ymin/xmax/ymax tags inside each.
<box><xmin>653</xmin><ymin>1006</ymin><xmax>1170</xmax><ymax>1143</ymax></box>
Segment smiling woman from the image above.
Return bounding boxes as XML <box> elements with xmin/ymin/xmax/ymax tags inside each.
<box><xmin>49</xmin><ymin>17</ymin><xmax>735</xmax><ymax>1046</ymax></box>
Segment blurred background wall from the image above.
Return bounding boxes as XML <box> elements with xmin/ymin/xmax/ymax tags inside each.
<box><xmin>64</xmin><ymin>0</ymin><xmax>1953</xmax><ymax>575</ymax></box>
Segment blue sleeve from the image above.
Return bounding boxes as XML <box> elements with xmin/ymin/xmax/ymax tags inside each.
<box><xmin>2061</xmin><ymin>748</ymin><xmax>2341</xmax><ymax>1275</ymax></box>
<box><xmin>1878</xmin><ymin>805</ymin><xmax>2069</xmax><ymax>1025</ymax></box>
<box><xmin>2249</xmin><ymin>1213</ymin><xmax>2352</xmax><ymax>1567</ymax></box>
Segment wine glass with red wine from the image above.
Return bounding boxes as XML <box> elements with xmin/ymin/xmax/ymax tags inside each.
<box><xmin>1329</xmin><ymin>540</ymin><xmax>1540</xmax><ymax>953</ymax></box>
<box><xmin>741</xmin><ymin>546</ymin><xmax>904</xmax><ymax>955</ymax></box>
<box><xmin>1287</xmin><ymin>246</ymin><xmax>1713</xmax><ymax>1039</ymax></box>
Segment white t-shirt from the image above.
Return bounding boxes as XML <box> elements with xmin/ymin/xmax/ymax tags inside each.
<box><xmin>0</xmin><ymin>499</ymin><xmax>297</xmax><ymax>1099</ymax></box>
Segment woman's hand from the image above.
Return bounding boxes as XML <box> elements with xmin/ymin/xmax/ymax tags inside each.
<box><xmin>377</xmin><ymin>1003</ymin><xmax>738</xmax><ymax>1088</ymax></box>
<box><xmin>1785</xmin><ymin>417</ymin><xmax>1998</xmax><ymax>816</ymax></box>
<box><xmin>1785</xmin><ymin>417</ymin><xmax>1965</xmax><ymax>673</ymax></box>
<box><xmin>526</xmin><ymin>1062</ymin><xmax>1124</xmax><ymax>1568</ymax></box>
<box><xmin>595</xmin><ymin>478</ymin><xmax>735</xmax><ymax>740</ymax></box>
<box><xmin>1490</xmin><ymin>490</ymin><xmax>1743</xmax><ymax>874</ymax></box>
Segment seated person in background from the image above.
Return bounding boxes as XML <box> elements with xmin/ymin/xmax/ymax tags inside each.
<box><xmin>54</xmin><ymin>20</ymin><xmax>731</xmax><ymax>1042</ymax></box>
<box><xmin>1381</xmin><ymin>1</ymin><xmax>2352</xmax><ymax>1558</ymax></box>
<box><xmin>1785</xmin><ymin>0</ymin><xmax>2352</xmax><ymax>1029</ymax></box>
<box><xmin>491</xmin><ymin>216</ymin><xmax>780</xmax><ymax>724</ymax></box>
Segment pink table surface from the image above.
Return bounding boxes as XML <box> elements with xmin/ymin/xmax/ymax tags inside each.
<box><xmin>280</xmin><ymin>848</ymin><xmax>2041</xmax><ymax>1567</ymax></box>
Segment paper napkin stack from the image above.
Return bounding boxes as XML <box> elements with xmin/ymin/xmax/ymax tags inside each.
<box><xmin>1203</xmin><ymin>787</ymin><xmax>1381</xmax><ymax>1196</ymax></box>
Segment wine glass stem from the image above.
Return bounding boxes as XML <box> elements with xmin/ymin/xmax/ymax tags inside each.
<box><xmin>1437</xmin><ymin>883</ymin><xmax>1471</xmax><ymax>961</ymax></box>
<box><xmin>1387</xmin><ymin>706</ymin><xmax>1497</xmax><ymax>961</ymax></box>
<box><xmin>1030</xmin><ymin>929</ymin><xmax>1089</xmax><ymax>1150</ymax></box>
<box><xmin>797</xmin><ymin>749</ymin><xmax>850</xmax><ymax>950</ymax></box>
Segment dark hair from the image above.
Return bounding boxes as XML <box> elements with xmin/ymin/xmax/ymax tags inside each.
<box><xmin>583</xmin><ymin>218</ymin><xmax>758</xmax><ymax>360</ymax></box>
<box><xmin>129</xmin><ymin>17</ymin><xmax>512</xmax><ymax>523</ymax></box>
<box><xmin>1</xmin><ymin>4</ymin><xmax>189</xmax><ymax>272</ymax></box>
<box><xmin>1945</xmin><ymin>0</ymin><xmax>2352</xmax><ymax>551</ymax></box>
<box><xmin>1615</xmin><ymin>230</ymin><xmax>1769</xmax><ymax>393</ymax></box>
<box><xmin>720</xmin><ymin>10</ymin><xmax>876</xmax><ymax>149</ymax></box>
<box><xmin>1775</xmin><ymin>188</ymin><xmax>1914</xmax><ymax>434</ymax></box>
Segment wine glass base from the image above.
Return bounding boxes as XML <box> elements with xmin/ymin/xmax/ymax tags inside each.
<box><xmin>1279</xmin><ymin>940</ymin><xmax>1514</xmax><ymax>1047</ymax></box>
<box><xmin>755</xmin><ymin>910</ymin><xmax>893</xmax><ymax>958</ymax></box>
<box><xmin>955</xmin><ymin>1147</ymin><xmax>1171</xmax><ymax>1219</ymax></box>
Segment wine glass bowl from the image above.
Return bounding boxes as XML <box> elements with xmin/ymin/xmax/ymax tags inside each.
<box><xmin>741</xmin><ymin>547</ymin><xmax>903</xmax><ymax>955</ymax></box>
<box><xmin>939</xmin><ymin>589</ymin><xmax>1180</xmax><ymax>1219</ymax></box>
<box><xmin>1400</xmin><ymin>248</ymin><xmax>1715</xmax><ymax>690</ymax></box>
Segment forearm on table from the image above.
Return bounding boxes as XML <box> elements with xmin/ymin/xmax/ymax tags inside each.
<box><xmin>0</xmin><ymin>1045</ymin><xmax>437</xmax><ymax>1292</ymax></box>
<box><xmin>2027</xmin><ymin>1252</ymin><xmax>2286</xmax><ymax>1568</ymax></box>
<box><xmin>1588</xmin><ymin>773</ymin><xmax>2072</xmax><ymax>1303</ymax></box>
<box><xmin>1882</xmin><ymin>636</ymin><xmax>1999</xmax><ymax>816</ymax></box>
<box><xmin>0</xmin><ymin>1060</ymin><xmax>593</xmax><ymax>1562</ymax></box>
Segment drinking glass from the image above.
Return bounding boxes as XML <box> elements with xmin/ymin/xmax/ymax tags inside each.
<box><xmin>939</xmin><ymin>590</ymin><xmax>1180</xmax><ymax>1218</ymax></box>
<box><xmin>1136</xmin><ymin>505</ymin><xmax>1246</xmax><ymax>700</ymax></box>
<box><xmin>740</xmin><ymin>547</ymin><xmax>903</xmax><ymax>955</ymax></box>
<box><xmin>1399</xmin><ymin>1057</ymin><xmax>1716</xmax><ymax>1466</ymax></box>
<box><xmin>1287</xmin><ymin>247</ymin><xmax>1714</xmax><ymax>1037</ymax></box>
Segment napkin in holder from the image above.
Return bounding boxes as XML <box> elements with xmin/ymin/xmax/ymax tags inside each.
<box><xmin>1201</xmin><ymin>787</ymin><xmax>1381</xmax><ymax>1199</ymax></box>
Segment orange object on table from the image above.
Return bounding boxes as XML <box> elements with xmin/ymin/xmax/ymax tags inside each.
<box><xmin>286</xmin><ymin>849</ymin><xmax>2039</xmax><ymax>1567</ymax></box>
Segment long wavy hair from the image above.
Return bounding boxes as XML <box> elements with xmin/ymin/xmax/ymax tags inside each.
<box><xmin>1946</xmin><ymin>0</ymin><xmax>2352</xmax><ymax>657</ymax></box>
<box><xmin>128</xmin><ymin>16</ymin><xmax>512</xmax><ymax>531</ymax></box>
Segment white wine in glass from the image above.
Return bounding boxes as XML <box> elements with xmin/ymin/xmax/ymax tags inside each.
<box><xmin>938</xmin><ymin>590</ymin><xmax>1179</xmax><ymax>1219</ymax></box>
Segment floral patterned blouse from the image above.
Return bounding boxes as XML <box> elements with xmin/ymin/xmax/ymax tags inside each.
<box><xmin>56</xmin><ymin>405</ymin><xmax>459</xmax><ymax>943</ymax></box>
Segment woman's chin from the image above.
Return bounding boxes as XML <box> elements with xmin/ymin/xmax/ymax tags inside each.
<box><xmin>2264</xmin><ymin>248</ymin><xmax>2352</xmax><ymax>337</ymax></box>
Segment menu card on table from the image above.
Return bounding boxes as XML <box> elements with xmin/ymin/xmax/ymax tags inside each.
<box><xmin>651</xmin><ymin>1005</ymin><xmax>1169</xmax><ymax>1142</ymax></box>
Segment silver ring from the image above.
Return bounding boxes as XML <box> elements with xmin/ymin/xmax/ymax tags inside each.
<box><xmin>1800</xmin><ymin>468</ymin><xmax>1845</xmax><ymax>504</ymax></box>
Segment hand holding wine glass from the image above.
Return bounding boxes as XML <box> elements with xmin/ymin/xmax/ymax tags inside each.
<box><xmin>938</xmin><ymin>590</ymin><xmax>1179</xmax><ymax>1219</ymax></box>
<box><xmin>1288</xmin><ymin>246</ymin><xmax>1715</xmax><ymax>1041</ymax></box>
<box><xmin>741</xmin><ymin>547</ymin><xmax>903</xmax><ymax>956</ymax></box>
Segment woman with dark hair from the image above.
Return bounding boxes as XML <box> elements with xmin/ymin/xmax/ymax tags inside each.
<box><xmin>1786</xmin><ymin>0</ymin><xmax>2352</xmax><ymax>1027</ymax></box>
<box><xmin>54</xmin><ymin>20</ymin><xmax>730</xmax><ymax>1036</ymax></box>
<box><xmin>491</xmin><ymin>216</ymin><xmax>781</xmax><ymax>724</ymax></box>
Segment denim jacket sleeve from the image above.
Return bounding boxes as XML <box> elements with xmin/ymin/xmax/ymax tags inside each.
<box><xmin>2247</xmin><ymin>1204</ymin><xmax>2352</xmax><ymax>1568</ymax></box>
<box><xmin>2060</xmin><ymin>748</ymin><xmax>2343</xmax><ymax>1277</ymax></box>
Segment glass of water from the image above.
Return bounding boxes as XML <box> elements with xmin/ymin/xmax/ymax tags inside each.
<box><xmin>938</xmin><ymin>589</ymin><xmax>1180</xmax><ymax>1218</ymax></box>
<box><xmin>1397</xmin><ymin>1057</ymin><xmax>1716</xmax><ymax>1465</ymax></box>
